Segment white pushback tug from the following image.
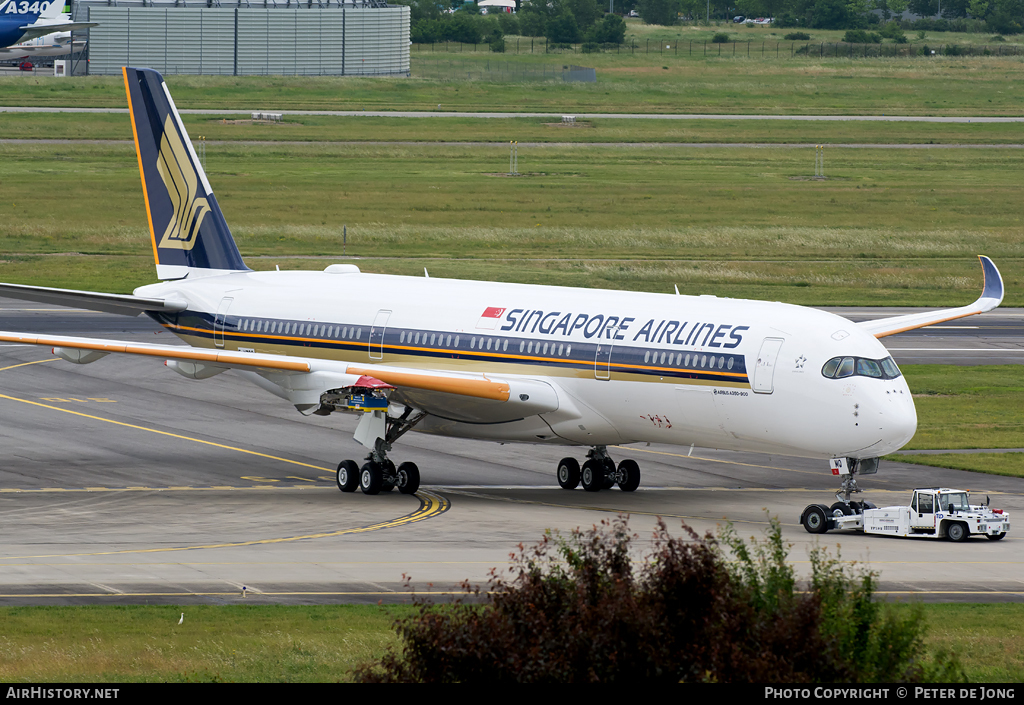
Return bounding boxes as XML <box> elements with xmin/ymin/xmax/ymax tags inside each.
<box><xmin>802</xmin><ymin>486</ymin><xmax>1010</xmax><ymax>542</ymax></box>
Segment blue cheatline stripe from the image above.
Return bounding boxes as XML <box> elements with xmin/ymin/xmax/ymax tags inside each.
<box><xmin>151</xmin><ymin>311</ymin><xmax>751</xmax><ymax>385</ymax></box>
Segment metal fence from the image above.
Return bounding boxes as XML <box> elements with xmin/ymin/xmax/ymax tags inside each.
<box><xmin>413</xmin><ymin>38</ymin><xmax>1022</xmax><ymax>59</ymax></box>
<box><xmin>85</xmin><ymin>4</ymin><xmax>410</xmax><ymax>75</ymax></box>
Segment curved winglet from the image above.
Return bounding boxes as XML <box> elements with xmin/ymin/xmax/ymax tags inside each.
<box><xmin>977</xmin><ymin>255</ymin><xmax>1004</xmax><ymax>311</ymax></box>
<box><xmin>858</xmin><ymin>256</ymin><xmax>1004</xmax><ymax>339</ymax></box>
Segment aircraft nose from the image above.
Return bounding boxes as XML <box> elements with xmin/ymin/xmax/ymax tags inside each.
<box><xmin>882</xmin><ymin>382</ymin><xmax>917</xmax><ymax>451</ymax></box>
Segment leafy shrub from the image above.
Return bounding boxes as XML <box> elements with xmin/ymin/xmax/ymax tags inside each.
<box><xmin>585</xmin><ymin>14</ymin><xmax>626</xmax><ymax>44</ymax></box>
<box><xmin>712</xmin><ymin>32</ymin><xmax>730</xmax><ymax>43</ymax></box>
<box><xmin>785</xmin><ymin>31</ymin><xmax>811</xmax><ymax>39</ymax></box>
<box><xmin>879</xmin><ymin>22</ymin><xmax>908</xmax><ymax>42</ymax></box>
<box><xmin>991</xmin><ymin>34</ymin><xmax>1007</xmax><ymax>41</ymax></box>
<box><xmin>843</xmin><ymin>29</ymin><xmax>881</xmax><ymax>43</ymax></box>
<box><xmin>943</xmin><ymin>43</ymin><xmax>968</xmax><ymax>55</ymax></box>
<box><xmin>489</xmin><ymin>36</ymin><xmax>505</xmax><ymax>52</ymax></box>
<box><xmin>581</xmin><ymin>41</ymin><xmax>600</xmax><ymax>52</ymax></box>
<box><xmin>354</xmin><ymin>517</ymin><xmax>964</xmax><ymax>683</ymax></box>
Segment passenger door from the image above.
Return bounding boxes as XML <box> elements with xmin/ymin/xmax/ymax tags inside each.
<box><xmin>214</xmin><ymin>297</ymin><xmax>233</xmax><ymax>349</ymax></box>
<box><xmin>369</xmin><ymin>309</ymin><xmax>391</xmax><ymax>361</ymax></box>
<box><xmin>752</xmin><ymin>337</ymin><xmax>784</xmax><ymax>394</ymax></box>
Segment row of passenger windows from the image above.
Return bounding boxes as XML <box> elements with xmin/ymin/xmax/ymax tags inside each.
<box><xmin>645</xmin><ymin>350</ymin><xmax>736</xmax><ymax>371</ymax></box>
<box><xmin>239</xmin><ymin>319</ymin><xmax>363</xmax><ymax>341</ymax></box>
<box><xmin>233</xmin><ymin>321</ymin><xmax>736</xmax><ymax>370</ymax></box>
<box><xmin>821</xmin><ymin>356</ymin><xmax>902</xmax><ymax>380</ymax></box>
<box><xmin>401</xmin><ymin>330</ymin><xmax>573</xmax><ymax>358</ymax></box>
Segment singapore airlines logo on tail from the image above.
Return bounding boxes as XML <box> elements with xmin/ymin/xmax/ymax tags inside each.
<box><xmin>155</xmin><ymin>115</ymin><xmax>210</xmax><ymax>251</ymax></box>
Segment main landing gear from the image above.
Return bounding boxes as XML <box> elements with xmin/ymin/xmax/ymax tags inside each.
<box><xmin>334</xmin><ymin>402</ymin><xmax>428</xmax><ymax>496</ymax></box>
<box><xmin>557</xmin><ymin>446</ymin><xmax>641</xmax><ymax>492</ymax></box>
<box><xmin>336</xmin><ymin>457</ymin><xmax>420</xmax><ymax>496</ymax></box>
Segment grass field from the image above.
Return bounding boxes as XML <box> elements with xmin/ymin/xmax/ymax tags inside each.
<box><xmin>1</xmin><ymin>140</ymin><xmax>1021</xmax><ymax>305</ymax></box>
<box><xmin>6</xmin><ymin>111</ymin><xmax>1024</xmax><ymax>145</ymax></box>
<box><xmin>895</xmin><ymin>366</ymin><xmax>1024</xmax><ymax>478</ymax></box>
<box><xmin>4</xmin><ymin>52</ymin><xmax>1024</xmax><ymax>115</ymax></box>
<box><xmin>0</xmin><ymin>602</ymin><xmax>1019</xmax><ymax>682</ymax></box>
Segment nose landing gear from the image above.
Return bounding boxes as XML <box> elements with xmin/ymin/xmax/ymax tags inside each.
<box><xmin>557</xmin><ymin>446</ymin><xmax>641</xmax><ymax>492</ymax></box>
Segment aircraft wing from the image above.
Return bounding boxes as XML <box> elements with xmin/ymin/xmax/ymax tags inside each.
<box><xmin>0</xmin><ymin>330</ymin><xmax>557</xmax><ymax>421</ymax></box>
<box><xmin>857</xmin><ymin>256</ymin><xmax>1003</xmax><ymax>339</ymax></box>
<box><xmin>0</xmin><ymin>282</ymin><xmax>186</xmax><ymax>316</ymax></box>
<box><xmin>16</xmin><ymin>22</ymin><xmax>96</xmax><ymax>42</ymax></box>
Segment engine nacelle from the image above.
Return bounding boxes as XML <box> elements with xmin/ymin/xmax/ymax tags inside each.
<box><xmin>165</xmin><ymin>360</ymin><xmax>227</xmax><ymax>380</ymax></box>
<box><xmin>52</xmin><ymin>346</ymin><xmax>109</xmax><ymax>365</ymax></box>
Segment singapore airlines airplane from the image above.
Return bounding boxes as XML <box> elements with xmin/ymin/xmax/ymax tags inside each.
<box><xmin>0</xmin><ymin>68</ymin><xmax>1005</xmax><ymax>500</ymax></box>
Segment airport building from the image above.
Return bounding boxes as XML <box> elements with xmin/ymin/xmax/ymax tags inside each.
<box><xmin>72</xmin><ymin>0</ymin><xmax>409</xmax><ymax>76</ymax></box>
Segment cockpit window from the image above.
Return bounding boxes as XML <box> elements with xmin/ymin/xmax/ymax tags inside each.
<box><xmin>821</xmin><ymin>358</ymin><xmax>840</xmax><ymax>377</ymax></box>
<box><xmin>836</xmin><ymin>357</ymin><xmax>855</xmax><ymax>378</ymax></box>
<box><xmin>822</xmin><ymin>355</ymin><xmax>902</xmax><ymax>380</ymax></box>
<box><xmin>856</xmin><ymin>358</ymin><xmax>883</xmax><ymax>378</ymax></box>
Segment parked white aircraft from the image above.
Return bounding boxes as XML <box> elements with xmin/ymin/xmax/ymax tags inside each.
<box><xmin>0</xmin><ymin>30</ymin><xmax>82</xmax><ymax>61</ymax></box>
<box><xmin>0</xmin><ymin>68</ymin><xmax>1005</xmax><ymax>499</ymax></box>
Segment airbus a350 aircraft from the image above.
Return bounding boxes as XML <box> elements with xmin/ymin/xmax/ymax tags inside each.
<box><xmin>0</xmin><ymin>68</ymin><xmax>1005</xmax><ymax>500</ymax></box>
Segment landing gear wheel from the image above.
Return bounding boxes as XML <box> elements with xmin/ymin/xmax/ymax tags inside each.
<box><xmin>557</xmin><ymin>457</ymin><xmax>581</xmax><ymax>490</ymax></box>
<box><xmin>617</xmin><ymin>459</ymin><xmax>641</xmax><ymax>492</ymax></box>
<box><xmin>601</xmin><ymin>458</ymin><xmax>616</xmax><ymax>489</ymax></box>
<box><xmin>360</xmin><ymin>462</ymin><xmax>384</xmax><ymax>495</ymax></box>
<box><xmin>581</xmin><ymin>459</ymin><xmax>603</xmax><ymax>492</ymax></box>
<box><xmin>802</xmin><ymin>504</ymin><xmax>829</xmax><ymax>534</ymax></box>
<box><xmin>381</xmin><ymin>459</ymin><xmax>397</xmax><ymax>492</ymax></box>
<box><xmin>336</xmin><ymin>459</ymin><xmax>359</xmax><ymax>493</ymax></box>
<box><xmin>947</xmin><ymin>522</ymin><xmax>969</xmax><ymax>542</ymax></box>
<box><xmin>396</xmin><ymin>461</ymin><xmax>420</xmax><ymax>495</ymax></box>
<box><xmin>829</xmin><ymin>501</ymin><xmax>854</xmax><ymax>518</ymax></box>
<box><xmin>987</xmin><ymin>532</ymin><xmax>1006</xmax><ymax>541</ymax></box>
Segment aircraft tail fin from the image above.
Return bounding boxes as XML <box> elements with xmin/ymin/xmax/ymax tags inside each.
<box><xmin>122</xmin><ymin>66</ymin><xmax>249</xmax><ymax>280</ymax></box>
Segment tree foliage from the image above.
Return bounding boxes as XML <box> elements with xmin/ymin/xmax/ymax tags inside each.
<box><xmin>355</xmin><ymin>516</ymin><xmax>964</xmax><ymax>683</ymax></box>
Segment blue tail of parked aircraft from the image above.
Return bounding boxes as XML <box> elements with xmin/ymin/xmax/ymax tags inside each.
<box><xmin>0</xmin><ymin>1</ymin><xmax>92</xmax><ymax>49</ymax></box>
<box><xmin>122</xmin><ymin>67</ymin><xmax>249</xmax><ymax>280</ymax></box>
<box><xmin>0</xmin><ymin>0</ymin><xmax>57</xmax><ymax>47</ymax></box>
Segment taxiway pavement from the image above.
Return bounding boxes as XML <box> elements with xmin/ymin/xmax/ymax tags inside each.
<box><xmin>0</xmin><ymin>302</ymin><xmax>1021</xmax><ymax>604</ymax></box>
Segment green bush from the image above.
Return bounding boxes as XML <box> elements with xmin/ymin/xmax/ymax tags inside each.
<box><xmin>581</xmin><ymin>41</ymin><xmax>600</xmax><ymax>52</ymax></box>
<box><xmin>354</xmin><ymin>516</ymin><xmax>964</xmax><ymax>683</ymax></box>
<box><xmin>843</xmin><ymin>29</ymin><xmax>881</xmax><ymax>43</ymax></box>
<box><xmin>784</xmin><ymin>31</ymin><xmax>811</xmax><ymax>40</ymax></box>
<box><xmin>712</xmin><ymin>32</ymin><xmax>730</xmax><ymax>43</ymax></box>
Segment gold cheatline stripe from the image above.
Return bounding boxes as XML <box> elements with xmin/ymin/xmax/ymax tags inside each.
<box><xmin>0</xmin><ymin>491</ymin><xmax>450</xmax><ymax>561</ymax></box>
<box><xmin>0</xmin><ymin>333</ymin><xmax>309</xmax><ymax>373</ymax></box>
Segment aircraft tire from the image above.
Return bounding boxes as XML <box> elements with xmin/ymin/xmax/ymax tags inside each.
<box><xmin>557</xmin><ymin>457</ymin><xmax>581</xmax><ymax>490</ymax></box>
<box><xmin>381</xmin><ymin>459</ymin><xmax>397</xmax><ymax>492</ymax></box>
<box><xmin>360</xmin><ymin>462</ymin><xmax>384</xmax><ymax>495</ymax></box>
<box><xmin>802</xmin><ymin>505</ymin><xmax>829</xmax><ymax>534</ymax></box>
<box><xmin>581</xmin><ymin>459</ymin><xmax>603</xmax><ymax>492</ymax></box>
<box><xmin>397</xmin><ymin>462</ymin><xmax>421</xmax><ymax>495</ymax></box>
<box><xmin>336</xmin><ymin>459</ymin><xmax>359</xmax><ymax>493</ymax></box>
<box><xmin>829</xmin><ymin>501</ymin><xmax>854</xmax><ymax>518</ymax></box>
<box><xmin>601</xmin><ymin>458</ymin><xmax>616</xmax><ymax>489</ymax></box>
<box><xmin>617</xmin><ymin>459</ymin><xmax>641</xmax><ymax>492</ymax></box>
